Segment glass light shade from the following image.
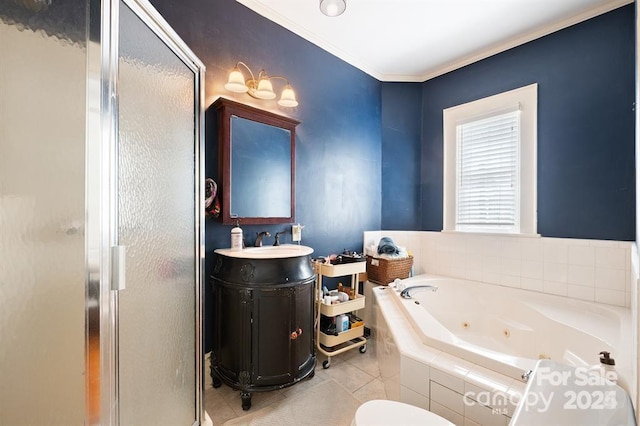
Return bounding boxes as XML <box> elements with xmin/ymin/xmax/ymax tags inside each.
<box><xmin>253</xmin><ymin>77</ymin><xmax>276</xmax><ymax>100</ymax></box>
<box><xmin>320</xmin><ymin>0</ymin><xmax>346</xmax><ymax>17</ymax></box>
<box><xmin>224</xmin><ymin>68</ymin><xmax>248</xmax><ymax>93</ymax></box>
<box><xmin>278</xmin><ymin>85</ymin><xmax>298</xmax><ymax>107</ymax></box>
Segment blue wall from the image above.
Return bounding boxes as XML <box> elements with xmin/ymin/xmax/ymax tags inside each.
<box><xmin>150</xmin><ymin>0</ymin><xmax>381</xmax><ymax>254</ymax></box>
<box><xmin>150</xmin><ymin>0</ymin><xmax>382</xmax><ymax>351</ymax></box>
<box><xmin>381</xmin><ymin>83</ymin><xmax>423</xmax><ymax>229</ymax></box>
<box><xmin>418</xmin><ymin>4</ymin><xmax>635</xmax><ymax>240</ymax></box>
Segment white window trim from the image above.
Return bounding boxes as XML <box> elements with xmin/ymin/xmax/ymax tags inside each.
<box><xmin>443</xmin><ymin>83</ymin><xmax>538</xmax><ymax>236</ymax></box>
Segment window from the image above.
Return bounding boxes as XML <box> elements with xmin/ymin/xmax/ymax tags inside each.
<box><xmin>443</xmin><ymin>84</ymin><xmax>537</xmax><ymax>235</ymax></box>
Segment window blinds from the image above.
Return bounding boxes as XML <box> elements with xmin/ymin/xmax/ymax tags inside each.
<box><xmin>456</xmin><ymin>110</ymin><xmax>520</xmax><ymax>229</ymax></box>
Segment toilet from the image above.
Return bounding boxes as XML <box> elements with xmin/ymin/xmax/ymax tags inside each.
<box><xmin>352</xmin><ymin>400</ymin><xmax>454</xmax><ymax>426</ymax></box>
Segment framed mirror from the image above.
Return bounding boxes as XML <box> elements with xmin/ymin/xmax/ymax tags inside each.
<box><xmin>212</xmin><ymin>97</ymin><xmax>299</xmax><ymax>225</ymax></box>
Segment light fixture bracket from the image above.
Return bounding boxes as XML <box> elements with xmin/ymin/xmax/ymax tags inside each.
<box><xmin>225</xmin><ymin>62</ymin><xmax>298</xmax><ymax>107</ymax></box>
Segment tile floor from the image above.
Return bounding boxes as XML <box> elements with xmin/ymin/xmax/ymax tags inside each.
<box><xmin>205</xmin><ymin>338</ymin><xmax>386</xmax><ymax>425</ymax></box>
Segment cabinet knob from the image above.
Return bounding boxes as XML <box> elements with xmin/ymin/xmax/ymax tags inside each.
<box><xmin>290</xmin><ymin>328</ymin><xmax>303</xmax><ymax>340</ymax></box>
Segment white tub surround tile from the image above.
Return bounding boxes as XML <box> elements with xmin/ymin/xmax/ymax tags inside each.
<box><xmin>595</xmin><ymin>267</ymin><xmax>627</xmax><ymax>291</ymax></box>
<box><xmin>431</xmin><ymin>367</ymin><xmax>467</xmax><ymax>394</ymax></box>
<box><xmin>543</xmin><ymin>239</ymin><xmax>569</xmax><ymax>263</ymax></box>
<box><xmin>567</xmin><ymin>264</ymin><xmax>595</xmax><ymax>286</ymax></box>
<box><xmin>520</xmin><ymin>277</ymin><xmax>543</xmax><ymax>292</ymax></box>
<box><xmin>568</xmin><ymin>244</ymin><xmax>595</xmax><ymax>266</ymax></box>
<box><xmin>431</xmin><ymin>381</ymin><xmax>465</xmax><ymax>414</ymax></box>
<box><xmin>595</xmin><ymin>288</ymin><xmax>627</xmax><ymax>306</ymax></box>
<box><xmin>567</xmin><ymin>284</ymin><xmax>595</xmax><ymax>302</ymax></box>
<box><xmin>521</xmin><ymin>260</ymin><xmax>543</xmax><ymax>279</ymax></box>
<box><xmin>543</xmin><ymin>261</ymin><xmax>567</xmax><ymax>283</ymax></box>
<box><xmin>543</xmin><ymin>280</ymin><xmax>568</xmax><ymax>297</ymax></box>
<box><xmin>367</xmin><ymin>231</ymin><xmax>632</xmax><ymax>307</ymax></box>
<box><xmin>465</xmin><ymin>400</ymin><xmax>508</xmax><ymax>426</ymax></box>
<box><xmin>521</xmin><ymin>238</ymin><xmax>543</xmax><ymax>262</ymax></box>
<box><xmin>596</xmin><ymin>246</ymin><xmax>627</xmax><ymax>269</ymax></box>
<box><xmin>400</xmin><ymin>355</ymin><xmax>430</xmax><ymax>398</ymax></box>
<box><xmin>464</xmin><ymin>417</ymin><xmax>482</xmax><ymax>426</ymax></box>
<box><xmin>500</xmin><ymin>274</ymin><xmax>521</xmax><ymax>289</ymax></box>
<box><xmin>431</xmin><ymin>400</ymin><xmax>464</xmax><ymax>425</ymax></box>
<box><xmin>464</xmin><ymin>366</ymin><xmax>512</xmax><ymax>395</ymax></box>
<box><xmin>500</xmin><ymin>239</ymin><xmax>522</xmax><ymax>260</ymax></box>
<box><xmin>500</xmin><ymin>257</ymin><xmax>521</xmax><ymax>277</ymax></box>
<box><xmin>399</xmin><ymin>386</ymin><xmax>429</xmax><ymax>410</ymax></box>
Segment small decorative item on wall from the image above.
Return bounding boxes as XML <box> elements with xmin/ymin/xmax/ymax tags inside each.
<box><xmin>205</xmin><ymin>177</ymin><xmax>220</xmax><ymax>218</ymax></box>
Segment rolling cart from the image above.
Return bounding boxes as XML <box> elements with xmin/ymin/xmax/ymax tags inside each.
<box><xmin>314</xmin><ymin>260</ymin><xmax>367</xmax><ymax>369</ymax></box>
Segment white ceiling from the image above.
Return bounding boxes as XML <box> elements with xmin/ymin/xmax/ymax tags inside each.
<box><xmin>237</xmin><ymin>0</ymin><xmax>633</xmax><ymax>82</ymax></box>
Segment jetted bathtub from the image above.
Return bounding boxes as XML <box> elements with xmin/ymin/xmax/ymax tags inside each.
<box><xmin>385</xmin><ymin>274</ymin><xmax>632</xmax><ymax>388</ymax></box>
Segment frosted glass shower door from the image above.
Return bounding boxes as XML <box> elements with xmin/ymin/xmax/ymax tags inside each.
<box><xmin>116</xmin><ymin>2</ymin><xmax>202</xmax><ymax>424</ymax></box>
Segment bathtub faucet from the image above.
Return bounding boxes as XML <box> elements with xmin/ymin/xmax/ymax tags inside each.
<box><xmin>400</xmin><ymin>285</ymin><xmax>438</xmax><ymax>299</ymax></box>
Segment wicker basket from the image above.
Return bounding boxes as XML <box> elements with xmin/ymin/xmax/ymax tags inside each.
<box><xmin>366</xmin><ymin>255</ymin><xmax>413</xmax><ymax>285</ymax></box>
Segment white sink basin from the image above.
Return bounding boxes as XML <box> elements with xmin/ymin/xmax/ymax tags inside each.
<box><xmin>215</xmin><ymin>244</ymin><xmax>314</xmax><ymax>259</ymax></box>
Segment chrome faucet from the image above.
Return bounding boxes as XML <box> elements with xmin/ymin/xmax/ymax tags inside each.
<box><xmin>254</xmin><ymin>231</ymin><xmax>271</xmax><ymax>247</ymax></box>
<box><xmin>400</xmin><ymin>285</ymin><xmax>438</xmax><ymax>299</ymax></box>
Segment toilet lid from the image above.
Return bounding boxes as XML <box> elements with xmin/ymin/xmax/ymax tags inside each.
<box><xmin>354</xmin><ymin>400</ymin><xmax>454</xmax><ymax>426</ymax></box>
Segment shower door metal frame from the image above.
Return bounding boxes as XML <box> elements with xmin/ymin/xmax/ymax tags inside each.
<box><xmin>86</xmin><ymin>0</ymin><xmax>205</xmax><ymax>424</ymax></box>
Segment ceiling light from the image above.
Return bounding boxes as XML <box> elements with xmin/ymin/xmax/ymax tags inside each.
<box><xmin>224</xmin><ymin>62</ymin><xmax>298</xmax><ymax>108</ymax></box>
<box><xmin>320</xmin><ymin>0</ymin><xmax>346</xmax><ymax>17</ymax></box>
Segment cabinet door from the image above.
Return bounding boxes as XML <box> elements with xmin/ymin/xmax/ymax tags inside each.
<box><xmin>252</xmin><ymin>287</ymin><xmax>294</xmax><ymax>386</ymax></box>
<box><xmin>213</xmin><ymin>284</ymin><xmax>250</xmax><ymax>382</ymax></box>
<box><xmin>292</xmin><ymin>282</ymin><xmax>315</xmax><ymax>374</ymax></box>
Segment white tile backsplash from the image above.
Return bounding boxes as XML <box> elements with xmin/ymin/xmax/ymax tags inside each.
<box><xmin>543</xmin><ymin>240</ymin><xmax>569</xmax><ymax>263</ymax></box>
<box><xmin>543</xmin><ymin>280</ymin><xmax>568</xmax><ymax>296</ymax></box>
<box><xmin>367</xmin><ymin>231</ymin><xmax>632</xmax><ymax>307</ymax></box>
<box><xmin>568</xmin><ymin>245</ymin><xmax>595</xmax><ymax>266</ymax></box>
<box><xmin>521</xmin><ymin>238</ymin><xmax>543</xmax><ymax>262</ymax></box>
<box><xmin>521</xmin><ymin>260</ymin><xmax>543</xmax><ymax>279</ymax></box>
<box><xmin>595</xmin><ymin>267</ymin><xmax>626</xmax><ymax>291</ymax></box>
<box><xmin>596</xmin><ymin>247</ymin><xmax>627</xmax><ymax>269</ymax></box>
<box><xmin>595</xmin><ymin>288</ymin><xmax>626</xmax><ymax>306</ymax></box>
<box><xmin>521</xmin><ymin>277</ymin><xmax>544</xmax><ymax>292</ymax></box>
<box><xmin>543</xmin><ymin>261</ymin><xmax>568</xmax><ymax>283</ymax></box>
<box><xmin>567</xmin><ymin>284</ymin><xmax>595</xmax><ymax>302</ymax></box>
<box><xmin>567</xmin><ymin>264</ymin><xmax>595</xmax><ymax>286</ymax></box>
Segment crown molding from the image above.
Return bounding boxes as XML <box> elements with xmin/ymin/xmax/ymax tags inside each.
<box><xmin>237</xmin><ymin>0</ymin><xmax>633</xmax><ymax>83</ymax></box>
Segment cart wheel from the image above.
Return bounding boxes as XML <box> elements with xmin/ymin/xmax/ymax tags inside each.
<box><xmin>359</xmin><ymin>344</ymin><xmax>367</xmax><ymax>354</ymax></box>
<box><xmin>322</xmin><ymin>359</ymin><xmax>331</xmax><ymax>369</ymax></box>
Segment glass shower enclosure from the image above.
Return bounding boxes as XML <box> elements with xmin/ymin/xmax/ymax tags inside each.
<box><xmin>0</xmin><ymin>0</ymin><xmax>204</xmax><ymax>424</ymax></box>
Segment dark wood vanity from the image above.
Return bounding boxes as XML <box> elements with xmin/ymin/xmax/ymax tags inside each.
<box><xmin>209</xmin><ymin>248</ymin><xmax>316</xmax><ymax>410</ymax></box>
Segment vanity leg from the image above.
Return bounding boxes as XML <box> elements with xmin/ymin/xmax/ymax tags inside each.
<box><xmin>212</xmin><ymin>375</ymin><xmax>222</xmax><ymax>388</ymax></box>
<box><xmin>241</xmin><ymin>392</ymin><xmax>252</xmax><ymax>410</ymax></box>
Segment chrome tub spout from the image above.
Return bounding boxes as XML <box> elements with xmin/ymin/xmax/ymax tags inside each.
<box><xmin>400</xmin><ymin>285</ymin><xmax>438</xmax><ymax>299</ymax></box>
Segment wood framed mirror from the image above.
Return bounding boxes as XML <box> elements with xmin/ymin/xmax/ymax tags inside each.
<box><xmin>212</xmin><ymin>97</ymin><xmax>299</xmax><ymax>225</ymax></box>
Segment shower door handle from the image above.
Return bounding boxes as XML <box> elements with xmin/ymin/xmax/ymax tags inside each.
<box><xmin>111</xmin><ymin>245</ymin><xmax>126</xmax><ymax>291</ymax></box>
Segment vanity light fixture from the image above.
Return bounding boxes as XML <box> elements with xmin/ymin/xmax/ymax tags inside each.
<box><xmin>320</xmin><ymin>0</ymin><xmax>346</xmax><ymax>17</ymax></box>
<box><xmin>224</xmin><ymin>61</ymin><xmax>299</xmax><ymax>108</ymax></box>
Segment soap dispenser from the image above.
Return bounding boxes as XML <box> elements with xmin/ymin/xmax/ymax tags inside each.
<box><xmin>231</xmin><ymin>220</ymin><xmax>243</xmax><ymax>251</ymax></box>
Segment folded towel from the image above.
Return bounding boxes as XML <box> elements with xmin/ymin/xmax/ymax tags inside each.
<box><xmin>378</xmin><ymin>237</ymin><xmax>400</xmax><ymax>255</ymax></box>
<box><xmin>365</xmin><ymin>244</ymin><xmax>410</xmax><ymax>260</ymax></box>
